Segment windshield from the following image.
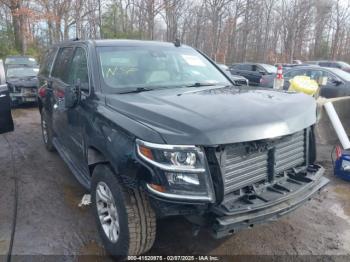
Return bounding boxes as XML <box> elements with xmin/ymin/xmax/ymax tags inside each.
<box><xmin>97</xmin><ymin>46</ymin><xmax>230</xmax><ymax>91</ymax></box>
<box><xmin>261</xmin><ymin>64</ymin><xmax>277</xmax><ymax>73</ymax></box>
<box><xmin>6</xmin><ymin>67</ymin><xmax>39</xmax><ymax>78</ymax></box>
<box><xmin>327</xmin><ymin>68</ymin><xmax>350</xmax><ymax>81</ymax></box>
<box><xmin>5</xmin><ymin>57</ymin><xmax>38</xmax><ymax>66</ymax></box>
<box><xmin>338</xmin><ymin>61</ymin><xmax>350</xmax><ymax>68</ymax></box>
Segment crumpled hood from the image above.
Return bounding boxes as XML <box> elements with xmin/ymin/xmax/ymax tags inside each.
<box><xmin>7</xmin><ymin>76</ymin><xmax>38</xmax><ymax>88</ymax></box>
<box><xmin>106</xmin><ymin>86</ymin><xmax>316</xmax><ymax>145</ymax></box>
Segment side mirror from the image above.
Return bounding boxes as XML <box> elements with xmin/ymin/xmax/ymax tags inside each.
<box><xmin>332</xmin><ymin>79</ymin><xmax>343</xmax><ymax>86</ymax></box>
<box><xmin>65</xmin><ymin>80</ymin><xmax>81</xmax><ymax>108</ymax></box>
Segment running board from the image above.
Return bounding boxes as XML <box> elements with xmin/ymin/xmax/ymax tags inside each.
<box><xmin>52</xmin><ymin>137</ymin><xmax>90</xmax><ymax>190</ymax></box>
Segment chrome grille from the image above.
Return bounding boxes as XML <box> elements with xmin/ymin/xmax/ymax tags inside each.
<box><xmin>222</xmin><ymin>130</ymin><xmax>306</xmax><ymax>195</ymax></box>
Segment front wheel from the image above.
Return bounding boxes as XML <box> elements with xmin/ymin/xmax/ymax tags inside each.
<box><xmin>41</xmin><ymin>109</ymin><xmax>55</xmax><ymax>152</ymax></box>
<box><xmin>91</xmin><ymin>165</ymin><xmax>156</xmax><ymax>257</ymax></box>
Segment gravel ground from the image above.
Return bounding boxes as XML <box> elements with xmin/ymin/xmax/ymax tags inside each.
<box><xmin>0</xmin><ymin>106</ymin><xmax>350</xmax><ymax>261</ymax></box>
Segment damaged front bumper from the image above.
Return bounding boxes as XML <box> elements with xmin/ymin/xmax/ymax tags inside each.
<box><xmin>211</xmin><ymin>165</ymin><xmax>329</xmax><ymax>238</ymax></box>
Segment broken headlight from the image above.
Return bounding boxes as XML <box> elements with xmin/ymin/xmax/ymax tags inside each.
<box><xmin>136</xmin><ymin>139</ymin><xmax>215</xmax><ymax>202</ymax></box>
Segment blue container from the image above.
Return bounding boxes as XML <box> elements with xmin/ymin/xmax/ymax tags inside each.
<box><xmin>334</xmin><ymin>151</ymin><xmax>350</xmax><ymax>181</ymax></box>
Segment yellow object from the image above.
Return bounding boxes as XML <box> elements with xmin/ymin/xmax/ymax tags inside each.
<box><xmin>289</xmin><ymin>76</ymin><xmax>319</xmax><ymax>96</ymax></box>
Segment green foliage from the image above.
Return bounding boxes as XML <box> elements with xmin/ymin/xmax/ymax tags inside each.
<box><xmin>0</xmin><ymin>24</ymin><xmax>16</xmax><ymax>59</ymax></box>
<box><xmin>315</xmin><ymin>40</ymin><xmax>330</xmax><ymax>60</ymax></box>
<box><xmin>101</xmin><ymin>4</ymin><xmax>141</xmax><ymax>40</ymax></box>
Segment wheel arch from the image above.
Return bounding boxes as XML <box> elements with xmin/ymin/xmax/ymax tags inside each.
<box><xmin>87</xmin><ymin>145</ymin><xmax>154</xmax><ymax>187</ymax></box>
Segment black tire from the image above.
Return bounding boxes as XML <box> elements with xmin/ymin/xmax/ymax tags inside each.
<box><xmin>91</xmin><ymin>165</ymin><xmax>156</xmax><ymax>258</ymax></box>
<box><xmin>41</xmin><ymin>109</ymin><xmax>55</xmax><ymax>152</ymax></box>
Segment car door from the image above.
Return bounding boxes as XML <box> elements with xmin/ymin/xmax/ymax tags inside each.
<box><xmin>0</xmin><ymin>59</ymin><xmax>14</xmax><ymax>134</ymax></box>
<box><xmin>252</xmin><ymin>65</ymin><xmax>266</xmax><ymax>85</ymax></box>
<box><xmin>319</xmin><ymin>71</ymin><xmax>345</xmax><ymax>98</ymax></box>
<box><xmin>50</xmin><ymin>46</ymin><xmax>75</xmax><ymax>147</ymax></box>
<box><xmin>64</xmin><ymin>46</ymin><xmax>90</xmax><ymax>164</ymax></box>
<box><xmin>238</xmin><ymin>64</ymin><xmax>256</xmax><ymax>84</ymax></box>
<box><xmin>229</xmin><ymin>64</ymin><xmax>242</xmax><ymax>76</ymax></box>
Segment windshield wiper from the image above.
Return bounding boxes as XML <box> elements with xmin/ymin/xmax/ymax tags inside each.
<box><xmin>186</xmin><ymin>82</ymin><xmax>217</xmax><ymax>88</ymax></box>
<box><xmin>118</xmin><ymin>87</ymin><xmax>154</xmax><ymax>94</ymax></box>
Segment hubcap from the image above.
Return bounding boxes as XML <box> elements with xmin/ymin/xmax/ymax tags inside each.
<box><xmin>96</xmin><ymin>182</ymin><xmax>120</xmax><ymax>243</ymax></box>
<box><xmin>42</xmin><ymin>118</ymin><xmax>48</xmax><ymax>144</ymax></box>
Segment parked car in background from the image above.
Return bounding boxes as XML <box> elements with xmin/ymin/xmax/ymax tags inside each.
<box><xmin>260</xmin><ymin>65</ymin><xmax>350</xmax><ymax>98</ymax></box>
<box><xmin>229</xmin><ymin>63</ymin><xmax>276</xmax><ymax>85</ymax></box>
<box><xmin>5</xmin><ymin>55</ymin><xmax>38</xmax><ymax>69</ymax></box>
<box><xmin>0</xmin><ymin>59</ymin><xmax>14</xmax><ymax>134</ymax></box>
<box><xmin>217</xmin><ymin>63</ymin><xmax>229</xmax><ymax>72</ymax></box>
<box><xmin>230</xmin><ymin>74</ymin><xmax>249</xmax><ymax>86</ymax></box>
<box><xmin>304</xmin><ymin>60</ymin><xmax>350</xmax><ymax>73</ymax></box>
<box><xmin>292</xmin><ymin>60</ymin><xmax>303</xmax><ymax>65</ymax></box>
<box><xmin>37</xmin><ymin>39</ymin><xmax>327</xmax><ymax>257</ymax></box>
<box><xmin>6</xmin><ymin>65</ymin><xmax>39</xmax><ymax>106</ymax></box>
<box><xmin>275</xmin><ymin>63</ymin><xmax>313</xmax><ymax>71</ymax></box>
<box><xmin>217</xmin><ymin>63</ymin><xmax>249</xmax><ymax>86</ymax></box>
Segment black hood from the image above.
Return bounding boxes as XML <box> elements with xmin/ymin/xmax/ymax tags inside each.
<box><xmin>106</xmin><ymin>86</ymin><xmax>316</xmax><ymax>145</ymax></box>
<box><xmin>7</xmin><ymin>76</ymin><xmax>38</xmax><ymax>87</ymax></box>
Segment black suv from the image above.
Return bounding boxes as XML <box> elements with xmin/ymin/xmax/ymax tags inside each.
<box><xmin>229</xmin><ymin>63</ymin><xmax>277</xmax><ymax>85</ymax></box>
<box><xmin>37</xmin><ymin>39</ymin><xmax>328</xmax><ymax>257</ymax></box>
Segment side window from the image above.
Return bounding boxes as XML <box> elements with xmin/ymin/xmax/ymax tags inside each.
<box><xmin>305</xmin><ymin>70</ymin><xmax>324</xmax><ymax>80</ymax></box>
<box><xmin>67</xmin><ymin>48</ymin><xmax>89</xmax><ymax>91</ymax></box>
<box><xmin>39</xmin><ymin>48</ymin><xmax>57</xmax><ymax>77</ymax></box>
<box><xmin>238</xmin><ymin>64</ymin><xmax>253</xmax><ymax>71</ymax></box>
<box><xmin>322</xmin><ymin>71</ymin><xmax>338</xmax><ymax>84</ymax></box>
<box><xmin>306</xmin><ymin>70</ymin><xmax>336</xmax><ymax>86</ymax></box>
<box><xmin>285</xmin><ymin>70</ymin><xmax>305</xmax><ymax>78</ymax></box>
<box><xmin>331</xmin><ymin>62</ymin><xmax>341</xmax><ymax>69</ymax></box>
<box><xmin>51</xmin><ymin>47</ymin><xmax>74</xmax><ymax>83</ymax></box>
<box><xmin>319</xmin><ymin>62</ymin><xmax>330</xmax><ymax>67</ymax></box>
<box><xmin>254</xmin><ymin>65</ymin><xmax>264</xmax><ymax>72</ymax></box>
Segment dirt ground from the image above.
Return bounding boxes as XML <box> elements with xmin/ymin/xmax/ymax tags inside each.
<box><xmin>1</xmin><ymin>107</ymin><xmax>350</xmax><ymax>260</ymax></box>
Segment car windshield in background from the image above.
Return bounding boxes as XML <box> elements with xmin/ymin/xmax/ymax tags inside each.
<box><xmin>97</xmin><ymin>46</ymin><xmax>230</xmax><ymax>91</ymax></box>
<box><xmin>5</xmin><ymin>57</ymin><xmax>38</xmax><ymax>66</ymax></box>
<box><xmin>338</xmin><ymin>61</ymin><xmax>350</xmax><ymax>68</ymax></box>
<box><xmin>6</xmin><ymin>67</ymin><xmax>39</xmax><ymax>78</ymax></box>
<box><xmin>327</xmin><ymin>67</ymin><xmax>350</xmax><ymax>81</ymax></box>
<box><xmin>262</xmin><ymin>64</ymin><xmax>277</xmax><ymax>73</ymax></box>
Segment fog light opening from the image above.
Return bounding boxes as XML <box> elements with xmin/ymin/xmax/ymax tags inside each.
<box><xmin>149</xmin><ymin>183</ymin><xmax>166</xmax><ymax>193</ymax></box>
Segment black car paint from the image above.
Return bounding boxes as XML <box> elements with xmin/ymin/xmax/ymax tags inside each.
<box><xmin>229</xmin><ymin>63</ymin><xmax>274</xmax><ymax>86</ymax></box>
<box><xmin>0</xmin><ymin>84</ymin><xmax>14</xmax><ymax>134</ymax></box>
<box><xmin>0</xmin><ymin>60</ymin><xmax>14</xmax><ymax>134</ymax></box>
<box><xmin>38</xmin><ymin>40</ymin><xmax>327</xmax><ymax>237</ymax></box>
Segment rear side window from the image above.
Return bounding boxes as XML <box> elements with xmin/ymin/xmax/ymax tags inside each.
<box><xmin>237</xmin><ymin>64</ymin><xmax>253</xmax><ymax>71</ymax></box>
<box><xmin>330</xmin><ymin>62</ymin><xmax>341</xmax><ymax>69</ymax></box>
<box><xmin>319</xmin><ymin>62</ymin><xmax>330</xmax><ymax>67</ymax></box>
<box><xmin>51</xmin><ymin>47</ymin><xmax>74</xmax><ymax>83</ymax></box>
<box><xmin>39</xmin><ymin>48</ymin><xmax>57</xmax><ymax>77</ymax></box>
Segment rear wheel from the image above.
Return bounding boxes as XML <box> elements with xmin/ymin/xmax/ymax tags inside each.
<box><xmin>41</xmin><ymin>109</ymin><xmax>55</xmax><ymax>152</ymax></box>
<box><xmin>91</xmin><ymin>165</ymin><xmax>156</xmax><ymax>257</ymax></box>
